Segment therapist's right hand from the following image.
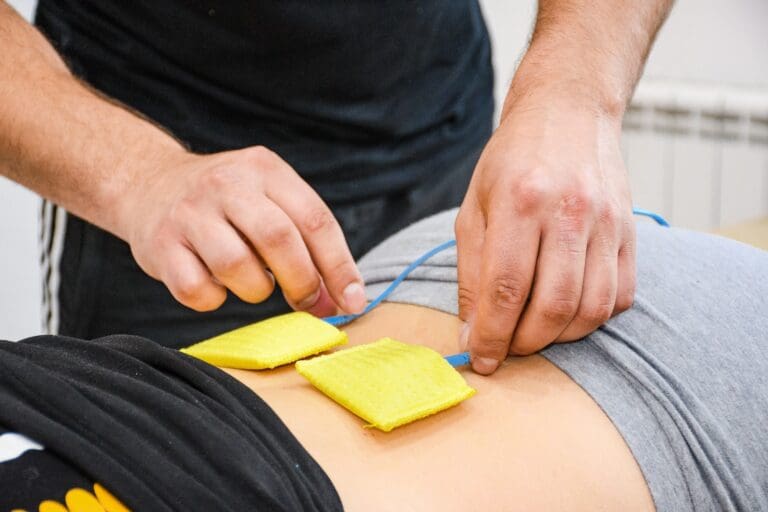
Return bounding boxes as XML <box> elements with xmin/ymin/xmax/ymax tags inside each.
<box><xmin>117</xmin><ymin>146</ymin><xmax>366</xmax><ymax>317</ymax></box>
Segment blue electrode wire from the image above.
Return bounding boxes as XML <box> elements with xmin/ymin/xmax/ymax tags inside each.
<box><xmin>323</xmin><ymin>238</ymin><xmax>458</xmax><ymax>327</ymax></box>
<box><xmin>324</xmin><ymin>207</ymin><xmax>670</xmax><ymax>367</ymax></box>
<box><xmin>631</xmin><ymin>207</ymin><xmax>671</xmax><ymax>227</ymax></box>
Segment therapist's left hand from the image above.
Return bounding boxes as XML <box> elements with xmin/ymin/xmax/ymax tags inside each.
<box><xmin>456</xmin><ymin>90</ymin><xmax>636</xmax><ymax>375</ymax></box>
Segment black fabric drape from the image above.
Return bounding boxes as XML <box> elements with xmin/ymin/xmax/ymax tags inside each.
<box><xmin>0</xmin><ymin>335</ymin><xmax>343</xmax><ymax>511</ymax></box>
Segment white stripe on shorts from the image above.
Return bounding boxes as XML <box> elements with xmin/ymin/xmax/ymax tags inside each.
<box><xmin>40</xmin><ymin>199</ymin><xmax>67</xmax><ymax>334</ymax></box>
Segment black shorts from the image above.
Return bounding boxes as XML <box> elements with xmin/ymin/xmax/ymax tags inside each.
<box><xmin>44</xmin><ymin>148</ymin><xmax>482</xmax><ymax>348</ymax></box>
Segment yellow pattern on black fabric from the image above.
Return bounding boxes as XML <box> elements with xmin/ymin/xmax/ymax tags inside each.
<box><xmin>296</xmin><ymin>338</ymin><xmax>476</xmax><ymax>432</ymax></box>
<box><xmin>181</xmin><ymin>312</ymin><xmax>348</xmax><ymax>369</ymax></box>
<box><xmin>92</xmin><ymin>484</ymin><xmax>130</xmax><ymax>512</ymax></box>
<box><xmin>17</xmin><ymin>483</ymin><xmax>131</xmax><ymax>512</ymax></box>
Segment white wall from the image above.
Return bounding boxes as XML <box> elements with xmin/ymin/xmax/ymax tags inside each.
<box><xmin>481</xmin><ymin>0</ymin><xmax>768</xmax><ymax>114</ymax></box>
<box><xmin>1</xmin><ymin>0</ymin><xmax>766</xmax><ymax>339</ymax></box>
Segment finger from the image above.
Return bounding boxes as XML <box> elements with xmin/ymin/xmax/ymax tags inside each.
<box><xmin>613</xmin><ymin>220</ymin><xmax>637</xmax><ymax>315</ymax></box>
<box><xmin>184</xmin><ymin>216</ymin><xmax>276</xmax><ymax>304</ymax></box>
<box><xmin>557</xmin><ymin>232</ymin><xmax>618</xmax><ymax>342</ymax></box>
<box><xmin>284</xmin><ymin>281</ymin><xmax>338</xmax><ymax>318</ymax></box>
<box><xmin>469</xmin><ymin>211</ymin><xmax>540</xmax><ymax>374</ymax></box>
<box><xmin>455</xmin><ymin>196</ymin><xmax>485</xmax><ymax>325</ymax></box>
<box><xmin>226</xmin><ymin>198</ymin><xmax>323</xmax><ymax>311</ymax></box>
<box><xmin>159</xmin><ymin>243</ymin><xmax>227</xmax><ymax>312</ymax></box>
<box><xmin>509</xmin><ymin>222</ymin><xmax>588</xmax><ymax>355</ymax></box>
<box><xmin>265</xmin><ymin>171</ymin><xmax>365</xmax><ymax>314</ymax></box>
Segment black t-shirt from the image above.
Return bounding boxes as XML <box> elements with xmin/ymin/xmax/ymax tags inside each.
<box><xmin>35</xmin><ymin>0</ymin><xmax>494</xmax><ymax>203</ymax></box>
<box><xmin>0</xmin><ymin>335</ymin><xmax>343</xmax><ymax>511</ymax></box>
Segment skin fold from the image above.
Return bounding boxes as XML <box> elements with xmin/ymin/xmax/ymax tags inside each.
<box><xmin>226</xmin><ymin>303</ymin><xmax>655</xmax><ymax>512</ymax></box>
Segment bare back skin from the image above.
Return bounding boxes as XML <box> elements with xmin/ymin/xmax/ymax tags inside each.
<box><xmin>225</xmin><ymin>303</ymin><xmax>654</xmax><ymax>511</ymax></box>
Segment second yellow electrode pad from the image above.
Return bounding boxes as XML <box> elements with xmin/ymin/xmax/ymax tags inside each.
<box><xmin>296</xmin><ymin>337</ymin><xmax>476</xmax><ymax>432</ymax></box>
<box><xmin>181</xmin><ymin>312</ymin><xmax>347</xmax><ymax>369</ymax></box>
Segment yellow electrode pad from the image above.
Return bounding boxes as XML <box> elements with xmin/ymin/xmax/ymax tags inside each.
<box><xmin>295</xmin><ymin>337</ymin><xmax>476</xmax><ymax>432</ymax></box>
<box><xmin>181</xmin><ymin>312</ymin><xmax>347</xmax><ymax>369</ymax></box>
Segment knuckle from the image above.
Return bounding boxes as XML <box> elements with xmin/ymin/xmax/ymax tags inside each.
<box><xmin>508</xmin><ymin>340</ymin><xmax>540</xmax><ymax>356</ymax></box>
<box><xmin>555</xmin><ymin>184</ymin><xmax>596</xmax><ymax>232</ymax></box>
<box><xmin>594</xmin><ymin>232</ymin><xmax>617</xmax><ymax>256</ymax></box>
<box><xmin>174</xmin><ymin>278</ymin><xmax>219</xmax><ymax>311</ymax></box>
<box><xmin>243</xmin><ymin>145</ymin><xmax>275</xmax><ymax>167</ymax></box>
<box><xmin>171</xmin><ymin>196</ymin><xmax>199</xmax><ymax>224</ymax></box>
<box><xmin>557</xmin><ymin>216</ymin><xmax>586</xmax><ymax>237</ymax></box>
<box><xmin>285</xmin><ymin>276</ymin><xmax>321</xmax><ymax>306</ymax></box>
<box><xmin>606</xmin><ymin>235</ymin><xmax>622</xmax><ymax>255</ymax></box>
<box><xmin>556</xmin><ymin>228</ymin><xmax>584</xmax><ymax>256</ymax></box>
<box><xmin>327</xmin><ymin>257</ymin><xmax>357</xmax><ymax>280</ymax></box>
<box><xmin>620</xmin><ymin>237</ymin><xmax>636</xmax><ymax>257</ymax></box>
<box><xmin>203</xmin><ymin>165</ymin><xmax>239</xmax><ymax>190</ymax></box>
<box><xmin>615</xmin><ymin>291</ymin><xmax>635</xmax><ymax>313</ymax></box>
<box><xmin>174</xmin><ymin>277</ymin><xmax>204</xmax><ymax>303</ymax></box>
<box><xmin>192</xmin><ymin>296</ymin><xmax>226</xmax><ymax>312</ymax></box>
<box><xmin>597</xmin><ymin>202</ymin><xmax>621</xmax><ymax>228</ymax></box>
<box><xmin>454</xmin><ymin>211</ymin><xmax>472</xmax><ymax>237</ymax></box>
<box><xmin>147</xmin><ymin>225</ymin><xmax>176</xmax><ymax>253</ymax></box>
<box><xmin>303</xmin><ymin>208</ymin><xmax>336</xmax><ymax>235</ymax></box>
<box><xmin>260</xmin><ymin>222</ymin><xmax>294</xmax><ymax>248</ymax></box>
<box><xmin>472</xmin><ymin>335</ymin><xmax>510</xmax><ymax>360</ymax></box>
<box><xmin>579</xmin><ymin>301</ymin><xmax>613</xmax><ymax>325</ymax></box>
<box><xmin>560</xmin><ymin>186</ymin><xmax>594</xmax><ymax>217</ymax></box>
<box><xmin>512</xmin><ymin>176</ymin><xmax>549</xmax><ymax>214</ymax></box>
<box><xmin>457</xmin><ymin>285</ymin><xmax>478</xmax><ymax>317</ymax></box>
<box><xmin>541</xmin><ymin>296</ymin><xmax>579</xmax><ymax>325</ymax></box>
<box><xmin>489</xmin><ymin>275</ymin><xmax>528</xmax><ymax>312</ymax></box>
<box><xmin>242</xmin><ymin>274</ymin><xmax>276</xmax><ymax>304</ymax></box>
<box><xmin>210</xmin><ymin>249</ymin><xmax>250</xmax><ymax>278</ymax></box>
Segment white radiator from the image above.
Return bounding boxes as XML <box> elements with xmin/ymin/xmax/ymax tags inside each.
<box><xmin>622</xmin><ymin>80</ymin><xmax>768</xmax><ymax>231</ymax></box>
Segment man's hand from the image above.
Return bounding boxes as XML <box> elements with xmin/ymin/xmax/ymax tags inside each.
<box><xmin>456</xmin><ymin>93</ymin><xmax>635</xmax><ymax>374</ymax></box>
<box><xmin>0</xmin><ymin>5</ymin><xmax>365</xmax><ymax>318</ymax></box>
<box><xmin>455</xmin><ymin>0</ymin><xmax>672</xmax><ymax>374</ymax></box>
<box><xmin>119</xmin><ymin>146</ymin><xmax>366</xmax><ymax>316</ymax></box>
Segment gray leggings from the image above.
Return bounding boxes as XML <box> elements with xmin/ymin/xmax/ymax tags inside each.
<box><xmin>358</xmin><ymin>209</ymin><xmax>768</xmax><ymax>511</ymax></box>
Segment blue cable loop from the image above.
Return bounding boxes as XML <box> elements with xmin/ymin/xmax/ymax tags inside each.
<box><xmin>323</xmin><ymin>239</ymin><xmax>458</xmax><ymax>326</ymax></box>
<box><xmin>631</xmin><ymin>207</ymin><xmax>671</xmax><ymax>227</ymax></box>
<box><xmin>323</xmin><ymin>207</ymin><xmax>670</xmax><ymax>365</ymax></box>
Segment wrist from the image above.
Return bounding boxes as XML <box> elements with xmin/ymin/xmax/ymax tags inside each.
<box><xmin>503</xmin><ymin>44</ymin><xmax>629</xmax><ymax>125</ymax></box>
<box><xmin>107</xmin><ymin>143</ymin><xmax>193</xmax><ymax>242</ymax></box>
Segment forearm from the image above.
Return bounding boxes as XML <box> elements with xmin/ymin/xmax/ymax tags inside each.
<box><xmin>0</xmin><ymin>2</ymin><xmax>186</xmax><ymax>238</ymax></box>
<box><xmin>505</xmin><ymin>0</ymin><xmax>673</xmax><ymax>120</ymax></box>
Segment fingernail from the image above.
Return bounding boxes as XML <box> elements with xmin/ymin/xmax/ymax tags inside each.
<box><xmin>296</xmin><ymin>288</ymin><xmax>321</xmax><ymax>311</ymax></box>
<box><xmin>342</xmin><ymin>282</ymin><xmax>366</xmax><ymax>314</ymax></box>
<box><xmin>473</xmin><ymin>357</ymin><xmax>500</xmax><ymax>375</ymax></box>
<box><xmin>459</xmin><ymin>322</ymin><xmax>471</xmax><ymax>351</ymax></box>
